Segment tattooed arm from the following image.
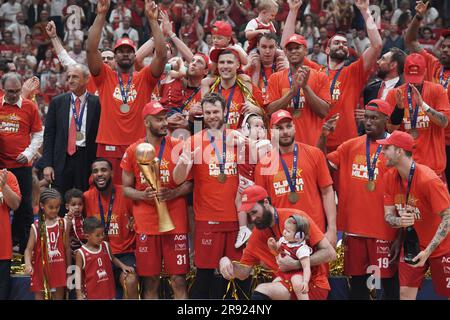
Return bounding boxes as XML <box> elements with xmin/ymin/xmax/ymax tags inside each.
<box><xmin>424</xmin><ymin>106</ymin><xmax>449</xmax><ymax>128</ymax></box>
<box><xmin>384</xmin><ymin>205</ymin><xmax>402</xmax><ymax>228</ymax></box>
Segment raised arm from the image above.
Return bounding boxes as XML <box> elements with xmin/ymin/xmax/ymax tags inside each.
<box><xmin>146</xmin><ymin>0</ymin><xmax>167</xmax><ymax>78</ymax></box>
<box><xmin>405</xmin><ymin>1</ymin><xmax>429</xmax><ymax>53</ymax></box>
<box><xmin>87</xmin><ymin>0</ymin><xmax>110</xmax><ymax>76</ymax></box>
<box><xmin>281</xmin><ymin>0</ymin><xmax>303</xmax><ymax>48</ymax></box>
<box><xmin>160</xmin><ymin>10</ymin><xmax>193</xmax><ymax>62</ymax></box>
<box><xmin>46</xmin><ymin>21</ymin><xmax>77</xmax><ymax>68</ymax></box>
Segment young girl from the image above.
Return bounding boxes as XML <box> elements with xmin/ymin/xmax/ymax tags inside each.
<box><xmin>64</xmin><ymin>188</ymin><xmax>86</xmax><ymax>258</ymax></box>
<box><xmin>75</xmin><ymin>217</ymin><xmax>134</xmax><ymax>300</ymax></box>
<box><xmin>267</xmin><ymin>215</ymin><xmax>312</xmax><ymax>300</ymax></box>
<box><xmin>24</xmin><ymin>188</ymin><xmax>71</xmax><ymax>300</ymax></box>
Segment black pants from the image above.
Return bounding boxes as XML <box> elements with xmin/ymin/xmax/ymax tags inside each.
<box><xmin>445</xmin><ymin>145</ymin><xmax>450</xmax><ymax>193</ymax></box>
<box><xmin>9</xmin><ymin>166</ymin><xmax>33</xmax><ymax>255</ymax></box>
<box><xmin>0</xmin><ymin>260</ymin><xmax>11</xmax><ymax>299</ymax></box>
<box><xmin>54</xmin><ymin>148</ymin><xmax>89</xmax><ymax>217</ymax></box>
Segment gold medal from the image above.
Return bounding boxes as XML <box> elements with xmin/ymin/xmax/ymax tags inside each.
<box><xmin>292</xmin><ymin>109</ymin><xmax>301</xmax><ymax>118</ymax></box>
<box><xmin>217</xmin><ymin>173</ymin><xmax>227</xmax><ymax>183</ymax></box>
<box><xmin>410</xmin><ymin>128</ymin><xmax>419</xmax><ymax>139</ymax></box>
<box><xmin>288</xmin><ymin>192</ymin><xmax>299</xmax><ymax>204</ymax></box>
<box><xmin>120</xmin><ymin>103</ymin><xmax>130</xmax><ymax>113</ymax></box>
<box><xmin>76</xmin><ymin>132</ymin><xmax>84</xmax><ymax>141</ymax></box>
<box><xmin>366</xmin><ymin>180</ymin><xmax>376</xmax><ymax>192</ymax></box>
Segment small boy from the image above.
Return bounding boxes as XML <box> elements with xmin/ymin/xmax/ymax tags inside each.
<box><xmin>245</xmin><ymin>0</ymin><xmax>279</xmax><ymax>53</ymax></box>
<box><xmin>64</xmin><ymin>188</ymin><xmax>86</xmax><ymax>256</ymax></box>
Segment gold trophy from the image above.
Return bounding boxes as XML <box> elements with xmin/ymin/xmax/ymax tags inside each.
<box><xmin>135</xmin><ymin>143</ymin><xmax>175</xmax><ymax>232</ymax></box>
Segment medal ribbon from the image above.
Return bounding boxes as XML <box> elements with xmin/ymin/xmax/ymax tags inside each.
<box><xmin>279</xmin><ymin>143</ymin><xmax>298</xmax><ymax>194</ymax></box>
<box><xmin>405</xmin><ymin>161</ymin><xmax>416</xmax><ymax>205</ymax></box>
<box><xmin>327</xmin><ymin>67</ymin><xmax>343</xmax><ymax>97</ymax></box>
<box><xmin>366</xmin><ymin>133</ymin><xmax>386</xmax><ymax>182</ymax></box>
<box><xmin>439</xmin><ymin>67</ymin><xmax>450</xmax><ymax>89</ymax></box>
<box><xmin>179</xmin><ymin>87</ymin><xmax>201</xmax><ymax>112</ymax></box>
<box><xmin>288</xmin><ymin>69</ymin><xmax>301</xmax><ymax>109</ymax></box>
<box><xmin>269</xmin><ymin>209</ymin><xmax>282</xmax><ymax>240</ymax></box>
<box><xmin>218</xmin><ymin>84</ymin><xmax>236</xmax><ymax>124</ymax></box>
<box><xmin>116</xmin><ymin>70</ymin><xmax>133</xmax><ymax>104</ymax></box>
<box><xmin>207</xmin><ymin>130</ymin><xmax>227</xmax><ymax>177</ymax></box>
<box><xmin>261</xmin><ymin>63</ymin><xmax>276</xmax><ymax>92</ymax></box>
<box><xmin>71</xmin><ymin>93</ymin><xmax>88</xmax><ymax>132</ymax></box>
<box><xmin>98</xmin><ymin>187</ymin><xmax>116</xmax><ymax>234</ymax></box>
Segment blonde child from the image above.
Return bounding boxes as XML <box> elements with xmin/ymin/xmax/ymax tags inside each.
<box><xmin>245</xmin><ymin>0</ymin><xmax>279</xmax><ymax>53</ymax></box>
<box><xmin>24</xmin><ymin>188</ymin><xmax>71</xmax><ymax>300</ymax></box>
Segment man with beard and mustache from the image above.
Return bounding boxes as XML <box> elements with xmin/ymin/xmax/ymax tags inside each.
<box><xmin>265</xmin><ymin>34</ymin><xmax>331</xmax><ymax>146</ymax></box>
<box><xmin>87</xmin><ymin>0</ymin><xmax>167</xmax><ymax>185</ymax></box>
<box><xmin>405</xmin><ymin>1</ymin><xmax>450</xmax><ymax>191</ymax></box>
<box><xmin>83</xmin><ymin>158</ymin><xmax>138</xmax><ymax>299</ymax></box>
<box><xmin>379</xmin><ymin>131</ymin><xmax>450</xmax><ymax>300</ymax></box>
<box><xmin>121</xmin><ymin>101</ymin><xmax>193</xmax><ymax>299</ymax></box>
<box><xmin>322</xmin><ymin>0</ymin><xmax>382</xmax><ymax>153</ymax></box>
<box><xmin>254</xmin><ymin>110</ymin><xmax>337</xmax><ymax>247</ymax></box>
<box><xmin>219</xmin><ymin>185</ymin><xmax>336</xmax><ymax>300</ymax></box>
<box><xmin>322</xmin><ymin>100</ymin><xmax>400</xmax><ymax>300</ymax></box>
<box><xmin>173</xmin><ymin>93</ymin><xmax>243</xmax><ymax>299</ymax></box>
<box><xmin>385</xmin><ymin>54</ymin><xmax>450</xmax><ymax>179</ymax></box>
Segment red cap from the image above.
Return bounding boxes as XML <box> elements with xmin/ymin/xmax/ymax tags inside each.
<box><xmin>142</xmin><ymin>101</ymin><xmax>167</xmax><ymax>119</ymax></box>
<box><xmin>239</xmin><ymin>185</ymin><xmax>269</xmax><ymax>212</ymax></box>
<box><xmin>404</xmin><ymin>53</ymin><xmax>426</xmax><ymax>84</ymax></box>
<box><xmin>194</xmin><ymin>52</ymin><xmax>210</xmax><ymax>70</ymax></box>
<box><xmin>211</xmin><ymin>21</ymin><xmax>232</xmax><ymax>38</ymax></box>
<box><xmin>270</xmin><ymin>109</ymin><xmax>293</xmax><ymax>127</ymax></box>
<box><xmin>284</xmin><ymin>34</ymin><xmax>308</xmax><ymax>48</ymax></box>
<box><xmin>209</xmin><ymin>47</ymin><xmax>241</xmax><ymax>64</ymax></box>
<box><xmin>376</xmin><ymin>130</ymin><xmax>414</xmax><ymax>152</ymax></box>
<box><xmin>365</xmin><ymin>99</ymin><xmax>392</xmax><ymax>116</ymax></box>
<box><xmin>114</xmin><ymin>38</ymin><xmax>136</xmax><ymax>52</ymax></box>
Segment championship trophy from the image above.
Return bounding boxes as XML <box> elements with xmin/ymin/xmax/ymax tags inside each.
<box><xmin>403</xmin><ymin>225</ymin><xmax>420</xmax><ymax>265</ymax></box>
<box><xmin>135</xmin><ymin>143</ymin><xmax>175</xmax><ymax>232</ymax></box>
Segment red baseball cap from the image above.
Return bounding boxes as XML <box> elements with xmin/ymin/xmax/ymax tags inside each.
<box><xmin>284</xmin><ymin>34</ymin><xmax>308</xmax><ymax>48</ymax></box>
<box><xmin>114</xmin><ymin>38</ymin><xmax>136</xmax><ymax>52</ymax></box>
<box><xmin>404</xmin><ymin>53</ymin><xmax>426</xmax><ymax>84</ymax></box>
<box><xmin>365</xmin><ymin>99</ymin><xmax>392</xmax><ymax>116</ymax></box>
<box><xmin>209</xmin><ymin>47</ymin><xmax>241</xmax><ymax>64</ymax></box>
<box><xmin>270</xmin><ymin>109</ymin><xmax>293</xmax><ymax>127</ymax></box>
<box><xmin>211</xmin><ymin>21</ymin><xmax>233</xmax><ymax>38</ymax></box>
<box><xmin>239</xmin><ymin>185</ymin><xmax>269</xmax><ymax>212</ymax></box>
<box><xmin>142</xmin><ymin>101</ymin><xmax>167</xmax><ymax>119</ymax></box>
<box><xmin>376</xmin><ymin>130</ymin><xmax>414</xmax><ymax>152</ymax></box>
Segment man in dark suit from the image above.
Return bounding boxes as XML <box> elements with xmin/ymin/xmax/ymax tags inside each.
<box><xmin>26</xmin><ymin>0</ymin><xmax>44</xmax><ymax>29</ymax></box>
<box><xmin>41</xmin><ymin>64</ymin><xmax>100</xmax><ymax>214</ymax></box>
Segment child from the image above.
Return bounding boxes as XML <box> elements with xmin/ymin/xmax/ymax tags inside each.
<box><xmin>210</xmin><ymin>20</ymin><xmax>249</xmax><ymax>67</ymax></box>
<box><xmin>24</xmin><ymin>188</ymin><xmax>71</xmax><ymax>300</ymax></box>
<box><xmin>75</xmin><ymin>217</ymin><xmax>134</xmax><ymax>300</ymax></box>
<box><xmin>234</xmin><ymin>113</ymin><xmax>272</xmax><ymax>248</ymax></box>
<box><xmin>267</xmin><ymin>215</ymin><xmax>312</xmax><ymax>300</ymax></box>
<box><xmin>64</xmin><ymin>188</ymin><xmax>86</xmax><ymax>257</ymax></box>
<box><xmin>245</xmin><ymin>0</ymin><xmax>279</xmax><ymax>53</ymax></box>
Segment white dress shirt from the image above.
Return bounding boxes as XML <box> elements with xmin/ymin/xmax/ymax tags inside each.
<box><xmin>69</xmin><ymin>91</ymin><xmax>88</xmax><ymax>147</ymax></box>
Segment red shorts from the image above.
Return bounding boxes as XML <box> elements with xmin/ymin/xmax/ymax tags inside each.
<box><xmin>399</xmin><ymin>250</ymin><xmax>450</xmax><ymax>298</ymax></box>
<box><xmin>30</xmin><ymin>259</ymin><xmax>67</xmax><ymax>292</ymax></box>
<box><xmin>194</xmin><ymin>221</ymin><xmax>243</xmax><ymax>269</ymax></box>
<box><xmin>278</xmin><ymin>277</ymin><xmax>329</xmax><ymax>300</ymax></box>
<box><xmin>97</xmin><ymin>144</ymin><xmax>127</xmax><ymax>185</ymax></box>
<box><xmin>135</xmin><ymin>233</ymin><xmax>190</xmax><ymax>277</ymax></box>
<box><xmin>343</xmin><ymin>235</ymin><xmax>397</xmax><ymax>278</ymax></box>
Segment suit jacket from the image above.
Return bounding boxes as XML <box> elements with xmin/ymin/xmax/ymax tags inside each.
<box><xmin>41</xmin><ymin>92</ymin><xmax>100</xmax><ymax>177</ymax></box>
<box><xmin>26</xmin><ymin>4</ymin><xmax>44</xmax><ymax>29</ymax></box>
<box><xmin>363</xmin><ymin>76</ymin><xmax>404</xmax><ymax>106</ymax></box>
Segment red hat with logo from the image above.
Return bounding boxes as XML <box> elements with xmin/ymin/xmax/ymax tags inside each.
<box><xmin>114</xmin><ymin>37</ymin><xmax>136</xmax><ymax>52</ymax></box>
<box><xmin>239</xmin><ymin>185</ymin><xmax>269</xmax><ymax>212</ymax></box>
<box><xmin>270</xmin><ymin>109</ymin><xmax>293</xmax><ymax>127</ymax></box>
<box><xmin>209</xmin><ymin>47</ymin><xmax>241</xmax><ymax>64</ymax></box>
<box><xmin>376</xmin><ymin>130</ymin><xmax>414</xmax><ymax>152</ymax></box>
<box><xmin>404</xmin><ymin>53</ymin><xmax>426</xmax><ymax>84</ymax></box>
<box><xmin>284</xmin><ymin>34</ymin><xmax>308</xmax><ymax>48</ymax></box>
<box><xmin>211</xmin><ymin>21</ymin><xmax>233</xmax><ymax>38</ymax></box>
<box><xmin>365</xmin><ymin>99</ymin><xmax>392</xmax><ymax>116</ymax></box>
<box><xmin>142</xmin><ymin>101</ymin><xmax>167</xmax><ymax>119</ymax></box>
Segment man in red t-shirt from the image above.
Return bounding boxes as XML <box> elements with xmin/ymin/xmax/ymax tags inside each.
<box><xmin>84</xmin><ymin>158</ymin><xmax>138</xmax><ymax>299</ymax></box>
<box><xmin>219</xmin><ymin>185</ymin><xmax>336</xmax><ymax>300</ymax></box>
<box><xmin>86</xmin><ymin>0</ymin><xmax>167</xmax><ymax>184</ymax></box>
<box><xmin>0</xmin><ymin>169</ymin><xmax>21</xmax><ymax>299</ymax></box>
<box><xmin>121</xmin><ymin>101</ymin><xmax>193</xmax><ymax>299</ymax></box>
<box><xmin>323</xmin><ymin>99</ymin><xmax>400</xmax><ymax>300</ymax></box>
<box><xmin>386</xmin><ymin>53</ymin><xmax>450</xmax><ymax>177</ymax></box>
<box><xmin>379</xmin><ymin>130</ymin><xmax>450</xmax><ymax>299</ymax></box>
<box><xmin>0</xmin><ymin>73</ymin><xmax>43</xmax><ymax>255</ymax></box>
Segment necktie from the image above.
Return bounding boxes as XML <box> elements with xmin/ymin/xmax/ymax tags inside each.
<box><xmin>67</xmin><ymin>97</ymin><xmax>81</xmax><ymax>155</ymax></box>
<box><xmin>377</xmin><ymin>81</ymin><xmax>385</xmax><ymax>99</ymax></box>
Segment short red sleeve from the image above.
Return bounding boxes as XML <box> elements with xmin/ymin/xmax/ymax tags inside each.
<box><xmin>383</xmin><ymin>170</ymin><xmax>395</xmax><ymax>206</ymax></box>
<box><xmin>314</xmin><ymin>148</ymin><xmax>333</xmax><ymax>188</ymax></box>
<box><xmin>424</xmin><ymin>177</ymin><xmax>450</xmax><ymax>216</ymax></box>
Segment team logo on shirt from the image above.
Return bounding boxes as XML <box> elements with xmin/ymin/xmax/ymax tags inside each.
<box><xmin>351</xmin><ymin>154</ymin><xmax>381</xmax><ymax>181</ymax></box>
<box><xmin>208</xmin><ymin>152</ymin><xmax>238</xmax><ymax>178</ymax></box>
<box><xmin>0</xmin><ymin>113</ymin><xmax>20</xmax><ymax>133</ymax></box>
<box><xmin>332</xmin><ymin>81</ymin><xmax>341</xmax><ymax>100</ymax></box>
<box><xmin>139</xmin><ymin>159</ymin><xmax>171</xmax><ymax>185</ymax></box>
<box><xmin>227</xmin><ymin>102</ymin><xmax>240</xmax><ymax>126</ymax></box>
<box><xmin>113</xmin><ymin>84</ymin><xmax>137</xmax><ymax>104</ymax></box>
<box><xmin>403</xmin><ymin>109</ymin><xmax>430</xmax><ymax>130</ymax></box>
<box><xmin>272</xmin><ymin>168</ymin><xmax>304</xmax><ymax>196</ymax></box>
<box><xmin>394</xmin><ymin>194</ymin><xmax>422</xmax><ymax>220</ymax></box>
<box><xmin>97</xmin><ymin>269</ymin><xmax>108</xmax><ymax>281</ymax></box>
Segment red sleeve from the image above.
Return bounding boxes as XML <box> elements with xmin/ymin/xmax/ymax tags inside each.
<box><xmin>93</xmin><ymin>63</ymin><xmax>109</xmax><ymax>87</ymax></box>
<box><xmin>383</xmin><ymin>170</ymin><xmax>395</xmax><ymax>206</ymax></box>
<box><xmin>265</xmin><ymin>72</ymin><xmax>281</xmax><ymax>106</ymax></box>
<box><xmin>349</xmin><ymin>57</ymin><xmax>372</xmax><ymax>90</ymax></box>
<box><xmin>29</xmin><ymin>101</ymin><xmax>43</xmax><ymax>132</ymax></box>
<box><xmin>240</xmin><ymin>231</ymin><xmax>265</xmax><ymax>266</ymax></box>
<box><xmin>327</xmin><ymin>149</ymin><xmax>340</xmax><ymax>169</ymax></box>
<box><xmin>314</xmin><ymin>71</ymin><xmax>331</xmax><ymax>104</ymax></box>
<box><xmin>306</xmin><ymin>214</ymin><xmax>324</xmax><ymax>247</ymax></box>
<box><xmin>252</xmin><ymin>84</ymin><xmax>264</xmax><ymax>109</ymax></box>
<box><xmin>304</xmin><ymin>58</ymin><xmax>322</xmax><ymax>71</ymax></box>
<box><xmin>385</xmin><ymin>88</ymin><xmax>397</xmax><ymax>112</ymax></box>
<box><xmin>120</xmin><ymin>144</ymin><xmax>135</xmax><ymax>172</ymax></box>
<box><xmin>425</xmin><ymin>177</ymin><xmax>450</xmax><ymax>216</ymax></box>
<box><xmin>138</xmin><ymin>63</ymin><xmax>160</xmax><ymax>89</ymax></box>
<box><xmin>314</xmin><ymin>148</ymin><xmax>333</xmax><ymax>188</ymax></box>
<box><xmin>418</xmin><ymin>49</ymin><xmax>440</xmax><ymax>82</ymax></box>
<box><xmin>7</xmin><ymin>171</ymin><xmax>21</xmax><ymax>199</ymax></box>
<box><xmin>432</xmin><ymin>84</ymin><xmax>450</xmax><ymax>118</ymax></box>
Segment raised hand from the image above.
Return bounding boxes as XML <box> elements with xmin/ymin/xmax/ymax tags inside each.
<box><xmin>97</xmin><ymin>0</ymin><xmax>110</xmax><ymax>15</ymax></box>
<box><xmin>395</xmin><ymin>88</ymin><xmax>404</xmax><ymax>109</ymax></box>
<box><xmin>287</xmin><ymin>0</ymin><xmax>303</xmax><ymax>11</ymax></box>
<box><xmin>355</xmin><ymin>0</ymin><xmax>369</xmax><ymax>12</ymax></box>
<box><xmin>159</xmin><ymin>10</ymin><xmax>173</xmax><ymax>36</ymax></box>
<box><xmin>410</xmin><ymin>84</ymin><xmax>424</xmax><ymax>110</ymax></box>
<box><xmin>145</xmin><ymin>0</ymin><xmax>159</xmax><ymax>21</ymax></box>
<box><xmin>415</xmin><ymin>0</ymin><xmax>429</xmax><ymax>17</ymax></box>
<box><xmin>46</xmin><ymin>21</ymin><xmax>57</xmax><ymax>38</ymax></box>
<box><xmin>322</xmin><ymin>113</ymin><xmax>340</xmax><ymax>137</ymax></box>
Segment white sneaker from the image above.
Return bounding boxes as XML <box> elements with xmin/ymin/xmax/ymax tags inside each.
<box><xmin>235</xmin><ymin>226</ymin><xmax>252</xmax><ymax>248</ymax></box>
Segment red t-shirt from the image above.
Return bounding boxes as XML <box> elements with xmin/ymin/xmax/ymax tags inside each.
<box><xmin>0</xmin><ymin>171</ymin><xmax>21</xmax><ymax>260</ymax></box>
<box><xmin>84</xmin><ymin>186</ymin><xmax>135</xmax><ymax>255</ymax></box>
<box><xmin>324</xmin><ymin>57</ymin><xmax>372</xmax><ymax>150</ymax></box>
<box><xmin>159</xmin><ymin>77</ymin><xmax>184</xmax><ymax>109</ymax></box>
<box><xmin>0</xmin><ymin>98</ymin><xmax>42</xmax><ymax>168</ymax></box>
<box><xmin>120</xmin><ymin>137</ymin><xmax>190</xmax><ymax>235</ymax></box>
<box><xmin>86</xmin><ymin>75</ymin><xmax>98</xmax><ymax>95</ymax></box>
<box><xmin>93</xmin><ymin>63</ymin><xmax>159</xmax><ymax>146</ymax></box>
<box><xmin>254</xmin><ymin>143</ymin><xmax>333</xmax><ymax>231</ymax></box>
<box><xmin>383</xmin><ymin>163</ymin><xmax>450</xmax><ymax>258</ymax></box>
<box><xmin>240</xmin><ymin>208</ymin><xmax>330</xmax><ymax>291</ymax></box>
<box><xmin>187</xmin><ymin>129</ymin><xmax>239</xmax><ymax>222</ymax></box>
<box><xmin>265</xmin><ymin>68</ymin><xmax>331</xmax><ymax>146</ymax></box>
<box><xmin>327</xmin><ymin>135</ymin><xmax>397</xmax><ymax>241</ymax></box>
<box><xmin>385</xmin><ymin>81</ymin><xmax>450</xmax><ymax>174</ymax></box>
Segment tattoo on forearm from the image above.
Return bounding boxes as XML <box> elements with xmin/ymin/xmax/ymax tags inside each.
<box><xmin>427</xmin><ymin>107</ymin><xmax>448</xmax><ymax>127</ymax></box>
<box><xmin>385</xmin><ymin>214</ymin><xmax>401</xmax><ymax>227</ymax></box>
<box><xmin>427</xmin><ymin>213</ymin><xmax>450</xmax><ymax>254</ymax></box>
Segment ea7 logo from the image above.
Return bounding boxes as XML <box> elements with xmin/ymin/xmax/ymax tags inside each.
<box><xmin>174</xmin><ymin>234</ymin><xmax>187</xmax><ymax>241</ymax></box>
<box><xmin>175</xmin><ymin>243</ymin><xmax>186</xmax><ymax>251</ymax></box>
<box><xmin>202</xmin><ymin>239</ymin><xmax>212</xmax><ymax>246</ymax></box>
<box><xmin>377</xmin><ymin>246</ymin><xmax>390</xmax><ymax>254</ymax></box>
<box><xmin>442</xmin><ymin>256</ymin><xmax>450</xmax><ymax>264</ymax></box>
<box><xmin>443</xmin><ymin>266</ymin><xmax>450</xmax><ymax>274</ymax></box>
